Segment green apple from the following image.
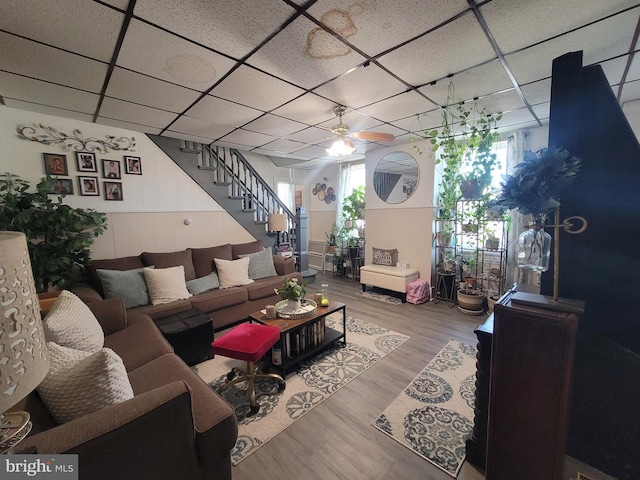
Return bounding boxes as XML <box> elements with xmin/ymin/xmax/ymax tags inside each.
<box><xmin>321</xmin><ymin>298</ymin><xmax>329</xmax><ymax>306</ymax></box>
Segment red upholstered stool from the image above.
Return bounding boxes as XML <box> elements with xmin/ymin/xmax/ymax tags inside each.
<box><xmin>212</xmin><ymin>323</ymin><xmax>285</xmax><ymax>415</ymax></box>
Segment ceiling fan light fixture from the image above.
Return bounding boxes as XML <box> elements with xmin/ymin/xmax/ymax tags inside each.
<box><xmin>327</xmin><ymin>136</ymin><xmax>355</xmax><ymax>157</ymax></box>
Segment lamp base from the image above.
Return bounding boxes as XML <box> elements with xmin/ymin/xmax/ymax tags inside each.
<box><xmin>0</xmin><ymin>411</ymin><xmax>32</xmax><ymax>453</ymax></box>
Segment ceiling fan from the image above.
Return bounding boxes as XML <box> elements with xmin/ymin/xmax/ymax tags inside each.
<box><xmin>326</xmin><ymin>105</ymin><xmax>395</xmax><ymax>157</ymax></box>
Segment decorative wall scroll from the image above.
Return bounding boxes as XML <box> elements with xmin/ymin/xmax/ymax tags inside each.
<box><xmin>17</xmin><ymin>124</ymin><xmax>136</xmax><ymax>153</ymax></box>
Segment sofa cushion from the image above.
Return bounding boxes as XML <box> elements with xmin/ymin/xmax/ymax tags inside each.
<box><xmin>190</xmin><ymin>244</ymin><xmax>232</xmax><ymax>277</ymax></box>
<box><xmin>141</xmin><ymin>250</ymin><xmax>196</xmax><ymax>281</ymax></box>
<box><xmin>88</xmin><ymin>255</ymin><xmax>145</xmax><ymax>296</ymax></box>
<box><xmin>43</xmin><ymin>290</ymin><xmax>104</xmax><ymax>353</ymax></box>
<box><xmin>96</xmin><ymin>267</ymin><xmax>152</xmax><ymax>309</ymax></box>
<box><xmin>189</xmin><ymin>287</ymin><xmax>248</xmax><ymax>313</ymax></box>
<box><xmin>186</xmin><ymin>272</ymin><xmax>219</xmax><ymax>295</ymax></box>
<box><xmin>244</xmin><ymin>275</ymin><xmax>290</xmax><ymax>301</ymax></box>
<box><xmin>103</xmin><ymin>314</ymin><xmax>173</xmax><ymax>371</ymax></box>
<box><xmin>37</xmin><ymin>342</ymin><xmax>134</xmax><ymax>424</ymax></box>
<box><xmin>238</xmin><ymin>248</ymin><xmax>278</xmax><ymax>280</ymax></box>
<box><xmin>143</xmin><ymin>266</ymin><xmax>192</xmax><ymax>305</ymax></box>
<box><xmin>231</xmin><ymin>240</ymin><xmax>264</xmax><ymax>259</ymax></box>
<box><xmin>214</xmin><ymin>257</ymin><xmax>254</xmax><ymax>288</ymax></box>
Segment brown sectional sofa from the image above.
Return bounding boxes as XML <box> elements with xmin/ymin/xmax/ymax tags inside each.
<box><xmin>72</xmin><ymin>240</ymin><xmax>302</xmax><ymax>330</ymax></box>
<box><xmin>12</xmin><ymin>297</ymin><xmax>238</xmax><ymax>480</ymax></box>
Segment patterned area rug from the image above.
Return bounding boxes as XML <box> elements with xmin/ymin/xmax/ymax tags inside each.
<box><xmin>358</xmin><ymin>290</ymin><xmax>403</xmax><ymax>305</ymax></box>
<box><xmin>372</xmin><ymin>339</ymin><xmax>477</xmax><ymax>477</ymax></box>
<box><xmin>194</xmin><ymin>316</ymin><xmax>409</xmax><ymax>465</ymax></box>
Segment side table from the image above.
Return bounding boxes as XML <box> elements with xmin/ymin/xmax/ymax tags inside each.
<box><xmin>154</xmin><ymin>308</ymin><xmax>213</xmax><ymax>366</ymax></box>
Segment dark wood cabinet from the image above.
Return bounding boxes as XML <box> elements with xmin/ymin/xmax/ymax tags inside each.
<box><xmin>485</xmin><ymin>292</ymin><xmax>581</xmax><ymax>480</ymax></box>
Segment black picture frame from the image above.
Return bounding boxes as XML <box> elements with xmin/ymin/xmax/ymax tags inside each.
<box><xmin>102</xmin><ymin>159</ymin><xmax>121</xmax><ymax>179</ymax></box>
<box><xmin>124</xmin><ymin>156</ymin><xmax>142</xmax><ymax>175</ymax></box>
<box><xmin>75</xmin><ymin>152</ymin><xmax>97</xmax><ymax>172</ymax></box>
<box><xmin>45</xmin><ymin>178</ymin><xmax>74</xmax><ymax>195</ymax></box>
<box><xmin>78</xmin><ymin>176</ymin><xmax>99</xmax><ymax>196</ymax></box>
<box><xmin>104</xmin><ymin>181</ymin><xmax>123</xmax><ymax>201</ymax></box>
<box><xmin>43</xmin><ymin>153</ymin><xmax>68</xmax><ymax>176</ymax></box>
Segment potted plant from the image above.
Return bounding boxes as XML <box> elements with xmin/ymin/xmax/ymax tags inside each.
<box><xmin>0</xmin><ymin>173</ymin><xmax>107</xmax><ymax>293</ymax></box>
<box><xmin>325</xmin><ymin>222</ymin><xmax>339</xmax><ymax>253</ymax></box>
<box><xmin>485</xmin><ymin>228</ymin><xmax>500</xmax><ymax>250</ymax></box>
<box><xmin>437</xmin><ymin>251</ymin><xmax>456</xmax><ymax>273</ymax></box>
<box><xmin>275</xmin><ymin>277</ymin><xmax>307</xmax><ymax>310</ymax></box>
<box><xmin>342</xmin><ymin>185</ymin><xmax>365</xmax><ymax>225</ymax></box>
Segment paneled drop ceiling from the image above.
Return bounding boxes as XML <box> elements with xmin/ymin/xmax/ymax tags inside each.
<box><xmin>1</xmin><ymin>0</ymin><xmax>639</xmax><ymax>169</ymax></box>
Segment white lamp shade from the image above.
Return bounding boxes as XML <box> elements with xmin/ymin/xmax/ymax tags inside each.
<box><xmin>268</xmin><ymin>213</ymin><xmax>287</xmax><ymax>232</ymax></box>
<box><xmin>0</xmin><ymin>232</ymin><xmax>48</xmax><ymax>413</ymax></box>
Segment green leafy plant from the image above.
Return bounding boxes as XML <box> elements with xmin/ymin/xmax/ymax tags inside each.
<box><xmin>0</xmin><ymin>173</ymin><xmax>107</xmax><ymax>292</ymax></box>
<box><xmin>325</xmin><ymin>222</ymin><xmax>338</xmax><ymax>246</ymax></box>
<box><xmin>274</xmin><ymin>277</ymin><xmax>307</xmax><ymax>301</ymax></box>
<box><xmin>341</xmin><ymin>185</ymin><xmax>365</xmax><ymax>223</ymax></box>
<box><xmin>493</xmin><ymin>146</ymin><xmax>581</xmax><ymax>215</ymax></box>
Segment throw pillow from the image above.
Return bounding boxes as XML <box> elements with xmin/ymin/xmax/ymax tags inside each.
<box><xmin>143</xmin><ymin>266</ymin><xmax>192</xmax><ymax>306</ymax></box>
<box><xmin>186</xmin><ymin>272</ymin><xmax>220</xmax><ymax>295</ymax></box>
<box><xmin>43</xmin><ymin>290</ymin><xmax>104</xmax><ymax>353</ymax></box>
<box><xmin>372</xmin><ymin>247</ymin><xmax>399</xmax><ymax>266</ymax></box>
<box><xmin>238</xmin><ymin>247</ymin><xmax>277</xmax><ymax>280</ymax></box>
<box><xmin>214</xmin><ymin>257</ymin><xmax>254</xmax><ymax>289</ymax></box>
<box><xmin>231</xmin><ymin>240</ymin><xmax>264</xmax><ymax>259</ymax></box>
<box><xmin>96</xmin><ymin>267</ymin><xmax>153</xmax><ymax>309</ymax></box>
<box><xmin>37</xmin><ymin>343</ymin><xmax>134</xmax><ymax>424</ymax></box>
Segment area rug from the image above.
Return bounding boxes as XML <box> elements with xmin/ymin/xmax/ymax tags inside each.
<box><xmin>358</xmin><ymin>289</ymin><xmax>402</xmax><ymax>305</ymax></box>
<box><xmin>372</xmin><ymin>339</ymin><xmax>477</xmax><ymax>477</ymax></box>
<box><xmin>194</xmin><ymin>315</ymin><xmax>409</xmax><ymax>465</ymax></box>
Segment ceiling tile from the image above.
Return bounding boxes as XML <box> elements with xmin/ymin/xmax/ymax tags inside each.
<box><xmin>243</xmin><ymin>114</ymin><xmax>307</xmax><ymax>137</ymax></box>
<box><xmin>257</xmin><ymin>138</ymin><xmax>308</xmax><ymax>154</ymax></box>
<box><xmin>0</xmin><ymin>32</ymin><xmax>108</xmax><ymax>92</ymax></box>
<box><xmin>0</xmin><ymin>72</ymin><xmax>99</xmax><ymax>114</ymax></box>
<box><xmin>520</xmin><ymin>79</ymin><xmax>552</xmax><ymax>106</ymax></box>
<box><xmin>168</xmin><ymin>115</ymin><xmax>236</xmax><ymax>141</ymax></box>
<box><xmin>100</xmin><ymin>97</ymin><xmax>178</xmax><ymax>129</ymax></box>
<box><xmin>313</xmin><ymin>63</ymin><xmax>407</xmax><ymax>109</ymax></box>
<box><xmin>271</xmin><ymin>94</ymin><xmax>337</xmax><ymax>124</ymax></box>
<box><xmin>211</xmin><ymin>65</ymin><xmax>306</xmax><ymax>111</ymax></box>
<box><xmin>100</xmin><ymin>0</ymin><xmax>129</xmax><ymax>9</ymax></box>
<box><xmin>286</xmin><ymin>126</ymin><xmax>333</xmax><ymax>144</ymax></box>
<box><xmin>377</xmin><ymin>11</ymin><xmax>496</xmax><ymax>86</ymax></box>
<box><xmin>319</xmin><ymin>108</ymin><xmax>383</xmax><ymax>132</ymax></box>
<box><xmin>357</xmin><ymin>90</ymin><xmax>438</xmax><ymax>122</ymax></box>
<box><xmin>117</xmin><ymin>19</ymin><xmax>237</xmax><ymax>91</ymax></box>
<box><xmin>619</xmin><ymin>79</ymin><xmax>640</xmax><ymax>104</ymax></box>
<box><xmin>2</xmin><ymin>102</ymin><xmax>94</xmax><ymax>123</ymax></box>
<box><xmin>474</xmin><ymin>90</ymin><xmax>525</xmax><ymax>115</ymax></box>
<box><xmin>389</xmin><ymin>107</ymin><xmax>442</xmax><ymax>134</ymax></box>
<box><xmin>133</xmin><ymin>0</ymin><xmax>295</xmax><ymax>59</ymax></box>
<box><xmin>481</xmin><ymin>0</ymin><xmax>639</xmax><ymax>54</ymax></box>
<box><xmin>494</xmin><ymin>107</ymin><xmax>538</xmax><ymax>131</ymax></box>
<box><xmin>98</xmin><ymin>117</ymin><xmax>163</xmax><ymax>135</ymax></box>
<box><xmin>186</xmin><ymin>95</ymin><xmax>262</xmax><ymax>126</ymax></box>
<box><xmin>218</xmin><ymin>128</ymin><xmax>276</xmax><ymax>147</ymax></box>
<box><xmin>0</xmin><ymin>0</ymin><xmax>123</xmax><ymax>61</ymax></box>
<box><xmin>625</xmin><ymin>56</ymin><xmax>640</xmax><ymax>83</ymax></box>
<box><xmin>247</xmin><ymin>16</ymin><xmax>366</xmax><ymax>89</ymax></box>
<box><xmin>307</xmin><ymin>0</ymin><xmax>469</xmax><ymax>57</ymax></box>
<box><xmin>505</xmin><ymin>12</ymin><xmax>638</xmax><ymax>85</ymax></box>
<box><xmin>162</xmin><ymin>129</ymin><xmax>221</xmax><ymax>144</ymax></box>
<box><xmin>287</xmin><ymin>145</ymin><xmax>328</xmax><ymax>158</ymax></box>
<box><xmin>105</xmin><ymin>67</ymin><xmax>202</xmax><ymax>113</ymax></box>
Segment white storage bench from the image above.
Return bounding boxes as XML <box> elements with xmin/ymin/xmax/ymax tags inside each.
<box><xmin>360</xmin><ymin>265</ymin><xmax>420</xmax><ymax>303</ymax></box>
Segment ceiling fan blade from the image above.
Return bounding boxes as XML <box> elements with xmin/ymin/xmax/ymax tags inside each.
<box><xmin>352</xmin><ymin>131</ymin><xmax>395</xmax><ymax>142</ymax></box>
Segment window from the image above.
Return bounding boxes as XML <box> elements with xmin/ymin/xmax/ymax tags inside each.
<box><xmin>347</xmin><ymin>163</ymin><xmax>365</xmax><ymax>193</ymax></box>
<box><xmin>459</xmin><ymin>139</ymin><xmax>508</xmax><ymax>194</ymax></box>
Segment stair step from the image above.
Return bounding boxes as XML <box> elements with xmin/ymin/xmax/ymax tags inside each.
<box><xmin>180</xmin><ymin>148</ymin><xmax>200</xmax><ymax>154</ymax></box>
<box><xmin>256</xmin><ymin>221</ymin><xmax>268</xmax><ymax>225</ymax></box>
<box><xmin>229</xmin><ymin>195</ymin><xmax>244</xmax><ymax>200</ymax></box>
<box><xmin>242</xmin><ymin>209</ymin><xmax>256</xmax><ymax>213</ymax></box>
<box><xmin>214</xmin><ymin>182</ymin><xmax>231</xmax><ymax>186</ymax></box>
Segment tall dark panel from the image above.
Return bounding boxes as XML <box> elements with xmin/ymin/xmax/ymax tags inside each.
<box><xmin>546</xmin><ymin>51</ymin><xmax>640</xmax><ymax>479</ymax></box>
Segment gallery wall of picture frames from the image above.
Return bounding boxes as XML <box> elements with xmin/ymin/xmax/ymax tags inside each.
<box><xmin>41</xmin><ymin>152</ymin><xmax>142</xmax><ymax>199</ymax></box>
<box><xmin>312</xmin><ymin>178</ymin><xmax>335</xmax><ymax>204</ymax></box>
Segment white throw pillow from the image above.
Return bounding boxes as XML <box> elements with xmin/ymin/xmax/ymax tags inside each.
<box><xmin>214</xmin><ymin>257</ymin><xmax>254</xmax><ymax>289</ymax></box>
<box><xmin>38</xmin><ymin>342</ymin><xmax>134</xmax><ymax>424</ymax></box>
<box><xmin>43</xmin><ymin>290</ymin><xmax>104</xmax><ymax>353</ymax></box>
<box><xmin>143</xmin><ymin>266</ymin><xmax>192</xmax><ymax>305</ymax></box>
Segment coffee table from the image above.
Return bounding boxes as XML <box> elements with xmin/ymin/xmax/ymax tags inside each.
<box><xmin>250</xmin><ymin>296</ymin><xmax>346</xmax><ymax>377</ymax></box>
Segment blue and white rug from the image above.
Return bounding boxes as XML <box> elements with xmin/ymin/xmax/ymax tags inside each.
<box><xmin>194</xmin><ymin>316</ymin><xmax>409</xmax><ymax>465</ymax></box>
<box><xmin>372</xmin><ymin>339</ymin><xmax>477</xmax><ymax>477</ymax></box>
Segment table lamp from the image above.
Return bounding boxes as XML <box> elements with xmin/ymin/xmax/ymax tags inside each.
<box><xmin>0</xmin><ymin>232</ymin><xmax>49</xmax><ymax>452</ymax></box>
<box><xmin>268</xmin><ymin>213</ymin><xmax>287</xmax><ymax>247</ymax></box>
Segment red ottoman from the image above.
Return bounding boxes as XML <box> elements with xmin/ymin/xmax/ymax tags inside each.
<box><xmin>212</xmin><ymin>323</ymin><xmax>285</xmax><ymax>415</ymax></box>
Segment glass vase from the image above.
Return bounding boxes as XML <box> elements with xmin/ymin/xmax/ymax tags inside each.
<box><xmin>517</xmin><ymin>214</ymin><xmax>552</xmax><ymax>272</ymax></box>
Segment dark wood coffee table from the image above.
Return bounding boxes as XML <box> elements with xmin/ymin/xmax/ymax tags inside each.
<box><xmin>250</xmin><ymin>296</ymin><xmax>346</xmax><ymax>377</ymax></box>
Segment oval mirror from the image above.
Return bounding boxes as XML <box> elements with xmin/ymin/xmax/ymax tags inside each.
<box><xmin>373</xmin><ymin>151</ymin><xmax>419</xmax><ymax>204</ymax></box>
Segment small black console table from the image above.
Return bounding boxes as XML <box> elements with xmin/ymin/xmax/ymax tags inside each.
<box><xmin>155</xmin><ymin>308</ymin><xmax>213</xmax><ymax>366</ymax></box>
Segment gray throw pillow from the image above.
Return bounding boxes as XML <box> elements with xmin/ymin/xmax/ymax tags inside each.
<box><xmin>238</xmin><ymin>248</ymin><xmax>277</xmax><ymax>280</ymax></box>
<box><xmin>96</xmin><ymin>267</ymin><xmax>153</xmax><ymax>308</ymax></box>
<box><xmin>186</xmin><ymin>272</ymin><xmax>220</xmax><ymax>295</ymax></box>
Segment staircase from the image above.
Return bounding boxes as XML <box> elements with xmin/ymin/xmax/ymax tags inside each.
<box><xmin>147</xmin><ymin>135</ymin><xmax>297</xmax><ymax>253</ymax></box>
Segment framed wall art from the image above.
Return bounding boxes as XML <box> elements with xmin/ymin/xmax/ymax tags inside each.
<box><xmin>104</xmin><ymin>181</ymin><xmax>123</xmax><ymax>201</ymax></box>
<box><xmin>102</xmin><ymin>159</ymin><xmax>121</xmax><ymax>179</ymax></box>
<box><xmin>75</xmin><ymin>152</ymin><xmax>97</xmax><ymax>172</ymax></box>
<box><xmin>45</xmin><ymin>178</ymin><xmax>74</xmax><ymax>195</ymax></box>
<box><xmin>78</xmin><ymin>176</ymin><xmax>99</xmax><ymax>196</ymax></box>
<box><xmin>43</xmin><ymin>153</ymin><xmax>68</xmax><ymax>176</ymax></box>
<box><xmin>124</xmin><ymin>156</ymin><xmax>142</xmax><ymax>175</ymax></box>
